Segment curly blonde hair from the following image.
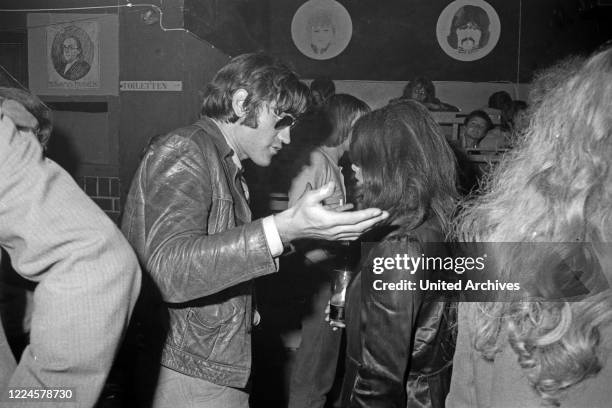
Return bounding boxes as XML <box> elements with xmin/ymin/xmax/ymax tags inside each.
<box><xmin>456</xmin><ymin>47</ymin><xmax>612</xmax><ymax>406</ymax></box>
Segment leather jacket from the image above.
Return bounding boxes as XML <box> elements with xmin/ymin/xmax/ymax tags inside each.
<box><xmin>341</xmin><ymin>220</ymin><xmax>457</xmax><ymax>408</ymax></box>
<box><xmin>121</xmin><ymin>117</ymin><xmax>277</xmax><ymax>388</ymax></box>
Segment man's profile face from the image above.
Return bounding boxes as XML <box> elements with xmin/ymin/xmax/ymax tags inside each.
<box><xmin>62</xmin><ymin>37</ymin><xmax>80</xmax><ymax>63</ymax></box>
<box><xmin>456</xmin><ymin>22</ymin><xmax>482</xmax><ymax>52</ymax></box>
<box><xmin>240</xmin><ymin>104</ymin><xmax>291</xmax><ymax>167</ymax></box>
<box><xmin>311</xmin><ymin>24</ymin><xmax>333</xmax><ymax>53</ymax></box>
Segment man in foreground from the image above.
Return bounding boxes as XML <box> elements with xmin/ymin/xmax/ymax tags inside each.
<box><xmin>0</xmin><ymin>90</ymin><xmax>141</xmax><ymax>407</ymax></box>
<box><xmin>122</xmin><ymin>52</ymin><xmax>388</xmax><ymax>407</ymax></box>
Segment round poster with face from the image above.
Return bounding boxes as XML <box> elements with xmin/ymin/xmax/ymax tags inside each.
<box><xmin>436</xmin><ymin>0</ymin><xmax>501</xmax><ymax>62</ymax></box>
<box><xmin>291</xmin><ymin>0</ymin><xmax>353</xmax><ymax>60</ymax></box>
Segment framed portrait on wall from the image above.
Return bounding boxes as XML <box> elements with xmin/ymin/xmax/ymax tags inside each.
<box><xmin>28</xmin><ymin>13</ymin><xmax>118</xmax><ymax>95</ymax></box>
<box><xmin>436</xmin><ymin>0</ymin><xmax>501</xmax><ymax>62</ymax></box>
<box><xmin>291</xmin><ymin>0</ymin><xmax>353</xmax><ymax>61</ymax></box>
<box><xmin>48</xmin><ymin>21</ymin><xmax>99</xmax><ymax>87</ymax></box>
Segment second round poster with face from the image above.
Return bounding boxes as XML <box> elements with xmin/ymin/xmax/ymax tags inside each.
<box><xmin>437</xmin><ymin>0</ymin><xmax>501</xmax><ymax>62</ymax></box>
<box><xmin>291</xmin><ymin>0</ymin><xmax>353</xmax><ymax>60</ymax></box>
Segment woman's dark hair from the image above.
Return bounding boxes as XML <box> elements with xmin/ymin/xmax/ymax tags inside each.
<box><xmin>488</xmin><ymin>91</ymin><xmax>512</xmax><ymax>110</ymax></box>
<box><xmin>310</xmin><ymin>76</ymin><xmax>335</xmax><ymax>106</ymax></box>
<box><xmin>350</xmin><ymin>100</ymin><xmax>458</xmax><ymax>233</ymax></box>
<box><xmin>512</xmin><ymin>100</ymin><xmax>527</xmax><ymax>113</ymax></box>
<box><xmin>201</xmin><ymin>52</ymin><xmax>310</xmax><ymax>128</ymax></box>
<box><xmin>0</xmin><ymin>87</ymin><xmax>52</xmax><ymax>149</ymax></box>
<box><xmin>321</xmin><ymin>94</ymin><xmax>370</xmax><ymax>147</ymax></box>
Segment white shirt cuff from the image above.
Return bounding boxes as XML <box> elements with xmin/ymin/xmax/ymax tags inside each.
<box><xmin>262</xmin><ymin>215</ymin><xmax>283</xmax><ymax>257</ymax></box>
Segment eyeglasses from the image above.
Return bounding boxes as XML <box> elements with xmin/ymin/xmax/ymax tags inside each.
<box><xmin>274</xmin><ymin>113</ymin><xmax>297</xmax><ymax>130</ymax></box>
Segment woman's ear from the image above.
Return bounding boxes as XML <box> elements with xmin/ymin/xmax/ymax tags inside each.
<box><xmin>231</xmin><ymin>89</ymin><xmax>249</xmax><ymax>119</ymax></box>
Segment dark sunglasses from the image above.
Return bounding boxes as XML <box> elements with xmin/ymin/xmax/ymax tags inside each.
<box><xmin>274</xmin><ymin>114</ymin><xmax>298</xmax><ymax>130</ymax></box>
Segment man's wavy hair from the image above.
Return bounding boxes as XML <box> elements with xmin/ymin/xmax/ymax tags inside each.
<box><xmin>201</xmin><ymin>52</ymin><xmax>310</xmax><ymax>128</ymax></box>
<box><xmin>350</xmin><ymin>100</ymin><xmax>458</xmax><ymax>234</ymax></box>
<box><xmin>455</xmin><ymin>47</ymin><xmax>612</xmax><ymax>406</ymax></box>
<box><xmin>447</xmin><ymin>5</ymin><xmax>490</xmax><ymax>49</ymax></box>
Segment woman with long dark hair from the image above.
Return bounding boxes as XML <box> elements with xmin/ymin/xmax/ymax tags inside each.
<box><xmin>341</xmin><ymin>100</ymin><xmax>459</xmax><ymax>407</ymax></box>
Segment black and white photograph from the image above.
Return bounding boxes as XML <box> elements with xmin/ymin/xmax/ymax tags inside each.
<box><xmin>1</xmin><ymin>0</ymin><xmax>612</xmax><ymax>407</ymax></box>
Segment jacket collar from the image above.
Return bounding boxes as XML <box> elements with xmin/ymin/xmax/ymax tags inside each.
<box><xmin>193</xmin><ymin>117</ymin><xmax>251</xmax><ymax>222</ymax></box>
<box><xmin>195</xmin><ymin>117</ymin><xmax>235</xmax><ymax>160</ymax></box>
<box><xmin>194</xmin><ymin>117</ymin><xmax>244</xmax><ymax>178</ymax></box>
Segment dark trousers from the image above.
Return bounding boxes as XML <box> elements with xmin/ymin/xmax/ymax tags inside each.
<box><xmin>288</xmin><ymin>269</ymin><xmax>343</xmax><ymax>408</ymax></box>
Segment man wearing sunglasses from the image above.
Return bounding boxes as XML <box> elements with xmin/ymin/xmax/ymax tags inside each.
<box><xmin>122</xmin><ymin>52</ymin><xmax>388</xmax><ymax>408</ymax></box>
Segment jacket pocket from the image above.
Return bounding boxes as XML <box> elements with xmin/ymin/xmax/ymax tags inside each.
<box><xmin>191</xmin><ymin>302</ymin><xmax>238</xmax><ymax>328</ymax></box>
<box><xmin>184</xmin><ymin>302</ymin><xmax>239</xmax><ymax>359</ymax></box>
<box><xmin>183</xmin><ymin>308</ymin><xmax>221</xmax><ymax>359</ymax></box>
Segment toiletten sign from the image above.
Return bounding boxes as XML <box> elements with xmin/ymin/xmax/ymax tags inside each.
<box><xmin>119</xmin><ymin>81</ymin><xmax>183</xmax><ymax>91</ymax></box>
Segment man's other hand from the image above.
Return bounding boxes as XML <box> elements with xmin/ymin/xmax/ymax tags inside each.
<box><xmin>274</xmin><ymin>182</ymin><xmax>389</xmax><ymax>243</ymax></box>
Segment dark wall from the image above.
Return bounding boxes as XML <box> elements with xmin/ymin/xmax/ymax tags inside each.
<box><xmin>183</xmin><ymin>0</ymin><xmax>612</xmax><ymax>82</ymax></box>
<box><xmin>272</xmin><ymin>0</ymin><xmax>610</xmax><ymax>81</ymax></box>
<box><xmin>270</xmin><ymin>0</ymin><xmax>521</xmax><ymax>81</ymax></box>
<box><xmin>118</xmin><ymin>8</ymin><xmax>229</xmax><ymax>198</ymax></box>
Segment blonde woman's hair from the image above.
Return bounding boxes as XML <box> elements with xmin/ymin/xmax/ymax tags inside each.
<box><xmin>456</xmin><ymin>47</ymin><xmax>612</xmax><ymax>406</ymax></box>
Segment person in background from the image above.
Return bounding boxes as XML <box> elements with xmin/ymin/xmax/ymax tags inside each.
<box><xmin>121</xmin><ymin>53</ymin><xmax>388</xmax><ymax>408</ymax></box>
<box><xmin>401</xmin><ymin>77</ymin><xmax>460</xmax><ymax>112</ymax></box>
<box><xmin>480</xmin><ymin>90</ymin><xmax>512</xmax><ymax>150</ymax></box>
<box><xmin>341</xmin><ymin>100</ymin><xmax>459</xmax><ymax>407</ymax></box>
<box><xmin>487</xmin><ymin>90</ymin><xmax>512</xmax><ymax>112</ymax></box>
<box><xmin>447</xmin><ymin>45</ymin><xmax>612</xmax><ymax>408</ymax></box>
<box><xmin>310</xmin><ymin>77</ymin><xmax>336</xmax><ymax>107</ymax></box>
<box><xmin>462</xmin><ymin>109</ymin><xmax>493</xmax><ymax>149</ymax></box>
<box><xmin>288</xmin><ymin>94</ymin><xmax>370</xmax><ymax>408</ymax></box>
<box><xmin>481</xmin><ymin>90</ymin><xmax>512</xmax><ymax>125</ymax></box>
<box><xmin>0</xmin><ymin>90</ymin><xmax>141</xmax><ymax>406</ymax></box>
<box><xmin>480</xmin><ymin>99</ymin><xmax>528</xmax><ymax>150</ymax></box>
<box><xmin>505</xmin><ymin>100</ymin><xmax>528</xmax><ymax>147</ymax></box>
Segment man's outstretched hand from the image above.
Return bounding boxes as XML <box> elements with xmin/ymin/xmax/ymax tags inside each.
<box><xmin>274</xmin><ymin>181</ymin><xmax>389</xmax><ymax>243</ymax></box>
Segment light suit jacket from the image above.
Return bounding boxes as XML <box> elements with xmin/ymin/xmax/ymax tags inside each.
<box><xmin>0</xmin><ymin>110</ymin><xmax>141</xmax><ymax>407</ymax></box>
